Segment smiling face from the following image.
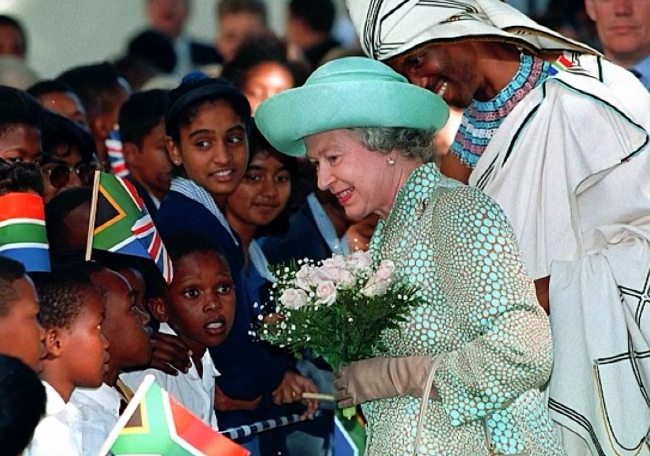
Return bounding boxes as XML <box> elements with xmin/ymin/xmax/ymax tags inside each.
<box><xmin>586</xmin><ymin>0</ymin><xmax>650</xmax><ymax>67</ymax></box>
<box><xmin>305</xmin><ymin>129</ymin><xmax>400</xmax><ymax>221</ymax></box>
<box><xmin>226</xmin><ymin>149</ymin><xmax>291</xmax><ymax>229</ymax></box>
<box><xmin>161</xmin><ymin>251</ymin><xmax>236</xmax><ymax>351</ymax></box>
<box><xmin>168</xmin><ymin>100</ymin><xmax>249</xmax><ymax>199</ymax></box>
<box><xmin>388</xmin><ymin>41</ymin><xmax>482</xmax><ymax>109</ymax></box>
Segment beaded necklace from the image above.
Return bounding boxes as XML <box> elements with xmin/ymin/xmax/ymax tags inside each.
<box><xmin>450</xmin><ymin>54</ymin><xmax>551</xmax><ymax>169</ymax></box>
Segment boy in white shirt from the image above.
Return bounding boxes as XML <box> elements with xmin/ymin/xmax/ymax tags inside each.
<box><xmin>121</xmin><ymin>234</ymin><xmax>236</xmax><ymax>430</ymax></box>
<box><xmin>25</xmin><ymin>268</ymin><xmax>110</xmax><ymax>456</ymax></box>
<box><xmin>69</xmin><ymin>261</ymin><xmax>153</xmax><ymax>456</ymax></box>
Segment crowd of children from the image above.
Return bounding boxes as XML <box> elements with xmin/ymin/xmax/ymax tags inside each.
<box><xmin>0</xmin><ymin>2</ymin><xmax>378</xmax><ymax>455</ymax></box>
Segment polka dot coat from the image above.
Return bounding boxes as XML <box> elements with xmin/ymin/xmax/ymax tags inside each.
<box><xmin>361</xmin><ymin>163</ymin><xmax>565</xmax><ymax>456</ymax></box>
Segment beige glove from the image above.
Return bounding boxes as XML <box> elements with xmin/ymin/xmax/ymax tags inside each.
<box><xmin>334</xmin><ymin>356</ymin><xmax>440</xmax><ymax>408</ymax></box>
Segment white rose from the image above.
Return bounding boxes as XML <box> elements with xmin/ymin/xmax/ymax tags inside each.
<box><xmin>359</xmin><ymin>260</ymin><xmax>395</xmax><ymax>297</ymax></box>
<box><xmin>347</xmin><ymin>251</ymin><xmax>374</xmax><ymax>273</ymax></box>
<box><xmin>375</xmin><ymin>260</ymin><xmax>396</xmax><ymax>281</ymax></box>
<box><xmin>280</xmin><ymin>288</ymin><xmax>309</xmax><ymax>309</ymax></box>
<box><xmin>295</xmin><ymin>266</ymin><xmax>315</xmax><ymax>291</ymax></box>
<box><xmin>322</xmin><ymin>255</ymin><xmax>347</xmax><ymax>269</ymax></box>
<box><xmin>315</xmin><ymin>281</ymin><xmax>337</xmax><ymax>306</ymax></box>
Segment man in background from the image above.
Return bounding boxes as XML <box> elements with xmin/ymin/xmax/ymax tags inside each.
<box><xmin>285</xmin><ymin>0</ymin><xmax>340</xmax><ymax>69</ymax></box>
<box><xmin>145</xmin><ymin>0</ymin><xmax>222</xmax><ymax>75</ymax></box>
<box><xmin>0</xmin><ymin>15</ymin><xmax>27</xmax><ymax>60</ymax></box>
<box><xmin>215</xmin><ymin>0</ymin><xmax>268</xmax><ymax>63</ymax></box>
<box><xmin>586</xmin><ymin>0</ymin><xmax>650</xmax><ymax>90</ymax></box>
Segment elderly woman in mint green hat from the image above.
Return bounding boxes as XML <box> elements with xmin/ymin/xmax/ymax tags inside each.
<box><xmin>255</xmin><ymin>57</ymin><xmax>563</xmax><ymax>456</ymax></box>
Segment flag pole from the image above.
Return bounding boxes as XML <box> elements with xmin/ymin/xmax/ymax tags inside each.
<box><xmin>85</xmin><ymin>171</ymin><xmax>101</xmax><ymax>261</ymax></box>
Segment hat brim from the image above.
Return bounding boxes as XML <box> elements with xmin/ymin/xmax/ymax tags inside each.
<box><xmin>376</xmin><ymin>24</ymin><xmax>592</xmax><ymax>61</ymax></box>
<box><xmin>255</xmin><ymin>79</ymin><xmax>449</xmax><ymax>157</ymax></box>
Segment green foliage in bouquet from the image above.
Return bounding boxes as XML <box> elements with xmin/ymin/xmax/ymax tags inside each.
<box><xmin>259</xmin><ymin>251</ymin><xmax>424</xmax><ymax>372</ymax></box>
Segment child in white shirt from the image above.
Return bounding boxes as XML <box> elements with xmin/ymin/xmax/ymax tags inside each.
<box><xmin>122</xmin><ymin>234</ymin><xmax>236</xmax><ymax>430</ymax></box>
<box><xmin>25</xmin><ymin>269</ymin><xmax>109</xmax><ymax>456</ymax></box>
<box><xmin>69</xmin><ymin>261</ymin><xmax>153</xmax><ymax>456</ymax></box>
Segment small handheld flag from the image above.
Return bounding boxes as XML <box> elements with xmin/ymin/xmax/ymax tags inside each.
<box><xmin>87</xmin><ymin>171</ymin><xmax>173</xmax><ymax>283</ymax></box>
<box><xmin>99</xmin><ymin>375</ymin><xmax>250</xmax><ymax>456</ymax></box>
<box><xmin>106</xmin><ymin>128</ymin><xmax>129</xmax><ymax>177</ymax></box>
<box><xmin>0</xmin><ymin>193</ymin><xmax>50</xmax><ymax>272</ymax></box>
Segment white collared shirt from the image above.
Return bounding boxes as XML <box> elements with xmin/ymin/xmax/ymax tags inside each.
<box><xmin>70</xmin><ymin>383</ymin><xmax>121</xmax><ymax>456</ymax></box>
<box><xmin>120</xmin><ymin>323</ymin><xmax>220</xmax><ymax>429</ymax></box>
<box><xmin>24</xmin><ymin>381</ymin><xmax>83</xmax><ymax>456</ymax></box>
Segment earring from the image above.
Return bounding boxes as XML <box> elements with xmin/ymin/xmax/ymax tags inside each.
<box><xmin>387</xmin><ymin>157</ymin><xmax>396</xmax><ymax>166</ymax></box>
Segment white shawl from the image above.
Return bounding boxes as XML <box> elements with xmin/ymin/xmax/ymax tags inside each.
<box><xmin>469</xmin><ymin>53</ymin><xmax>650</xmax><ymax>455</ymax></box>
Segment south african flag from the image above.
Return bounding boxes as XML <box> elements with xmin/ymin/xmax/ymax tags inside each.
<box><xmin>100</xmin><ymin>375</ymin><xmax>249</xmax><ymax>456</ymax></box>
<box><xmin>90</xmin><ymin>172</ymin><xmax>173</xmax><ymax>283</ymax></box>
<box><xmin>0</xmin><ymin>193</ymin><xmax>50</xmax><ymax>272</ymax></box>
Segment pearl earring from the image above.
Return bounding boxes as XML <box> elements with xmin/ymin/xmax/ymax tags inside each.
<box><xmin>387</xmin><ymin>157</ymin><xmax>396</xmax><ymax>166</ymax></box>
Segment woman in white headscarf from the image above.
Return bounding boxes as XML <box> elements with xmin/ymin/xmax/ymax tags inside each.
<box><xmin>347</xmin><ymin>1</ymin><xmax>650</xmax><ymax>455</ymax></box>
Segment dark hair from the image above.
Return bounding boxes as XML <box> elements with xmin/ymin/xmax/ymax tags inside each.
<box><xmin>126</xmin><ymin>29</ymin><xmax>177</xmax><ymax>74</ymax></box>
<box><xmin>27</xmin><ymin>79</ymin><xmax>76</xmax><ymax>99</ymax></box>
<box><xmin>164</xmin><ymin>231</ymin><xmax>229</xmax><ymax>269</ymax></box>
<box><xmin>0</xmin><ymin>256</ymin><xmax>26</xmax><ymax>316</ymax></box>
<box><xmin>45</xmin><ymin>186</ymin><xmax>92</xmax><ymax>252</ymax></box>
<box><xmin>0</xmin><ymin>159</ymin><xmax>43</xmax><ymax>196</ymax></box>
<box><xmin>165</xmin><ymin>74</ymin><xmax>251</xmax><ymax>144</ymax></box>
<box><xmin>217</xmin><ymin>0</ymin><xmax>267</xmax><ymax>25</ymax></box>
<box><xmin>221</xmin><ymin>33</ymin><xmax>293</xmax><ymax>91</ymax></box>
<box><xmin>0</xmin><ymin>86</ymin><xmax>43</xmax><ymax>138</ymax></box>
<box><xmin>40</xmin><ymin>111</ymin><xmax>95</xmax><ymax>165</ymax></box>
<box><xmin>0</xmin><ymin>355</ymin><xmax>46</xmax><ymax>456</ymax></box>
<box><xmin>32</xmin><ymin>268</ymin><xmax>96</xmax><ymax>330</ymax></box>
<box><xmin>246</xmin><ymin>119</ymin><xmax>297</xmax><ymax>237</ymax></box>
<box><xmin>56</xmin><ymin>62</ymin><xmax>127</xmax><ymax>118</ymax></box>
<box><xmin>119</xmin><ymin>89</ymin><xmax>168</xmax><ymax>148</ymax></box>
<box><xmin>91</xmin><ymin>250</ymin><xmax>166</xmax><ymax>301</ymax></box>
<box><xmin>0</xmin><ymin>15</ymin><xmax>27</xmax><ymax>56</ymax></box>
<box><xmin>289</xmin><ymin>0</ymin><xmax>336</xmax><ymax>33</ymax></box>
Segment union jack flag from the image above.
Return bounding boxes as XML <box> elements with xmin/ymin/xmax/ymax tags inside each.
<box><xmin>106</xmin><ymin>128</ymin><xmax>130</xmax><ymax>177</ymax></box>
<box><xmin>90</xmin><ymin>172</ymin><xmax>173</xmax><ymax>283</ymax></box>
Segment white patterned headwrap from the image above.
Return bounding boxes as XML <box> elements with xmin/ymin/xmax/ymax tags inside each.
<box><xmin>347</xmin><ymin>0</ymin><xmax>598</xmax><ymax>61</ymax></box>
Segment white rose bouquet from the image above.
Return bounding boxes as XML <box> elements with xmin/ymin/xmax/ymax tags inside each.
<box><xmin>259</xmin><ymin>251</ymin><xmax>424</xmax><ymax>418</ymax></box>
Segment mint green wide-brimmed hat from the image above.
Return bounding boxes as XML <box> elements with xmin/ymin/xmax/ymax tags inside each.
<box><xmin>254</xmin><ymin>57</ymin><xmax>449</xmax><ymax>157</ymax></box>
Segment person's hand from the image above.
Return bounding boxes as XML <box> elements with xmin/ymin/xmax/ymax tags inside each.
<box><xmin>272</xmin><ymin>370</ymin><xmax>319</xmax><ymax>420</ymax></box>
<box><xmin>214</xmin><ymin>385</ymin><xmax>262</xmax><ymax>411</ymax></box>
<box><xmin>149</xmin><ymin>332</ymin><xmax>192</xmax><ymax>375</ymax></box>
<box><xmin>334</xmin><ymin>356</ymin><xmax>439</xmax><ymax>408</ymax></box>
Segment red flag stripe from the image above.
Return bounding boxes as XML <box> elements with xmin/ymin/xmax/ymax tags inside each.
<box><xmin>0</xmin><ymin>193</ymin><xmax>45</xmax><ymax>222</ymax></box>
<box><xmin>149</xmin><ymin>234</ymin><xmax>162</xmax><ymax>261</ymax></box>
<box><xmin>116</xmin><ymin>175</ymin><xmax>145</xmax><ymax>210</ymax></box>
<box><xmin>133</xmin><ymin>220</ymin><xmax>155</xmax><ymax>236</ymax></box>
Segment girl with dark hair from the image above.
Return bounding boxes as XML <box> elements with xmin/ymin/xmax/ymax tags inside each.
<box><xmin>155</xmin><ymin>73</ymin><xmax>309</xmax><ymax>456</ymax></box>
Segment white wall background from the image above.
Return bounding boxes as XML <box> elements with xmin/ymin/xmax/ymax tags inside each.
<box><xmin>0</xmin><ymin>0</ymin><xmax>291</xmax><ymax>79</ymax></box>
<box><xmin>0</xmin><ymin>0</ymin><xmax>536</xmax><ymax>81</ymax></box>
